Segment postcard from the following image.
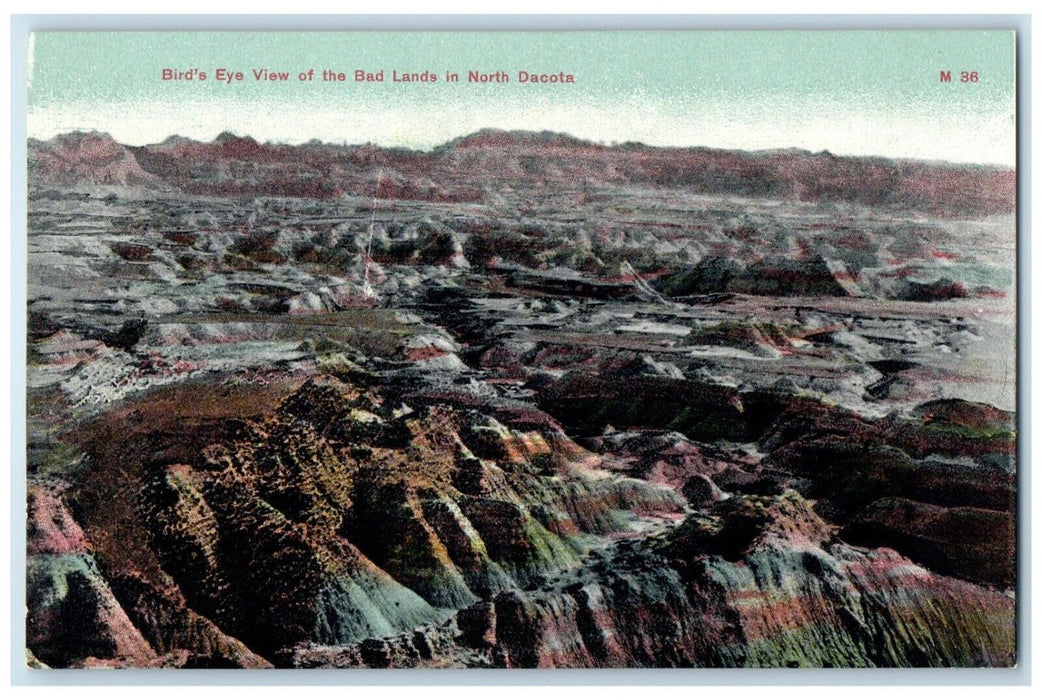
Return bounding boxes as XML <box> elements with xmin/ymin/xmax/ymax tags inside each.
<box><xmin>24</xmin><ymin>28</ymin><xmax>1018</xmax><ymax>670</ymax></box>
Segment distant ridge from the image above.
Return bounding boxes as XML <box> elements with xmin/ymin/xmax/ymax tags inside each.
<box><xmin>28</xmin><ymin>131</ymin><xmax>159</xmax><ymax>187</ymax></box>
<box><xmin>28</xmin><ymin>129</ymin><xmax>1015</xmax><ymax>217</ymax></box>
<box><xmin>438</xmin><ymin>128</ymin><xmax>596</xmax><ymax>151</ymax></box>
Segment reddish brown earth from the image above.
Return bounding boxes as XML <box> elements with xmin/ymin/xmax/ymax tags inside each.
<box><xmin>29</xmin><ymin>129</ymin><xmax>1014</xmax><ymax>217</ymax></box>
<box><xmin>25</xmin><ymin>371</ymin><xmax>1015</xmax><ymax>668</ymax></box>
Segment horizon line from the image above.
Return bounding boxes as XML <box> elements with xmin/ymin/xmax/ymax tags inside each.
<box><xmin>28</xmin><ymin>126</ymin><xmax>1016</xmax><ymax>171</ymax></box>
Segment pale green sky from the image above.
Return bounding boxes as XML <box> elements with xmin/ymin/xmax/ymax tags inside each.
<box><xmin>27</xmin><ymin>31</ymin><xmax>1017</xmax><ymax>165</ymax></box>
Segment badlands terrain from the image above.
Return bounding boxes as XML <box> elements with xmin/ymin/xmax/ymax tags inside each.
<box><xmin>25</xmin><ymin>130</ymin><xmax>1017</xmax><ymax>668</ymax></box>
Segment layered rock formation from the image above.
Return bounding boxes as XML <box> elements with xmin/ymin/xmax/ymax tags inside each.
<box><xmin>26</xmin><ymin>129</ymin><xmax>1017</xmax><ymax>669</ymax></box>
<box><xmin>29</xmin><ymin>129</ymin><xmax>1014</xmax><ymax>217</ymax></box>
<box><xmin>30</xmin><ymin>370</ymin><xmax>1015</xmax><ymax>668</ymax></box>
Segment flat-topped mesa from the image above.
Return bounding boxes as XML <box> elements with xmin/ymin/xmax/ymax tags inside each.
<box><xmin>442</xmin><ymin>128</ymin><xmax>595</xmax><ymax>151</ymax></box>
